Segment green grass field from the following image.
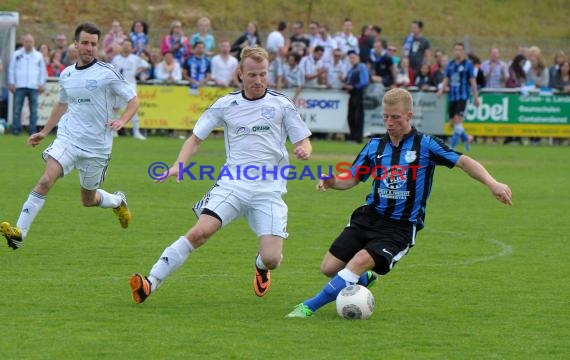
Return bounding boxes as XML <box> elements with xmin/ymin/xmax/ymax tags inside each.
<box><xmin>0</xmin><ymin>135</ymin><xmax>568</xmax><ymax>359</ymax></box>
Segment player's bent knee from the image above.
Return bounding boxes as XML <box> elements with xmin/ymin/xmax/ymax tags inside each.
<box><xmin>261</xmin><ymin>253</ymin><xmax>282</xmax><ymax>269</ymax></box>
<box><xmin>351</xmin><ymin>250</ymin><xmax>375</xmax><ymax>269</ymax></box>
<box><xmin>186</xmin><ymin>227</ymin><xmax>214</xmax><ymax>247</ymax></box>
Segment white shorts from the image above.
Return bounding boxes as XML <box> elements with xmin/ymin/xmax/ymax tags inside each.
<box><xmin>193</xmin><ymin>184</ymin><xmax>289</xmax><ymax>239</ymax></box>
<box><xmin>42</xmin><ymin>138</ymin><xmax>110</xmax><ymax>190</ymax></box>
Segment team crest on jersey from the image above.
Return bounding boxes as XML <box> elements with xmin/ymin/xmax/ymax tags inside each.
<box><xmin>85</xmin><ymin>80</ymin><xmax>98</xmax><ymax>91</ymax></box>
<box><xmin>404</xmin><ymin>150</ymin><xmax>417</xmax><ymax>163</ymax></box>
<box><xmin>261</xmin><ymin>106</ymin><xmax>276</xmax><ymax>120</ymax></box>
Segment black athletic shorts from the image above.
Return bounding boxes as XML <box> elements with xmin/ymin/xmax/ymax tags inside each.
<box><xmin>448</xmin><ymin>100</ymin><xmax>467</xmax><ymax>118</ymax></box>
<box><xmin>329</xmin><ymin>205</ymin><xmax>416</xmax><ymax>275</ymax></box>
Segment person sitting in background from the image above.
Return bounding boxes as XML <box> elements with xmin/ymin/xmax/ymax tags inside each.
<box><xmin>130</xmin><ymin>20</ymin><xmax>149</xmax><ymax>56</ymax></box>
<box><xmin>504</xmin><ymin>54</ymin><xmax>527</xmax><ymax>145</ymax></box>
<box><xmin>387</xmin><ymin>44</ymin><xmax>400</xmax><ymax>67</ymax></box>
<box><xmin>467</xmin><ymin>52</ymin><xmax>486</xmax><ymax>90</ymax></box>
<box><xmin>211</xmin><ymin>40</ymin><xmax>239</xmax><ymax>87</ymax></box>
<box><xmin>267</xmin><ymin>49</ymin><xmax>284</xmax><ymax>90</ymax></box>
<box><xmin>429</xmin><ymin>49</ymin><xmax>443</xmax><ymax>76</ymax></box>
<box><xmin>481</xmin><ymin>47</ymin><xmax>509</xmax><ymax>89</ymax></box>
<box><xmin>136</xmin><ymin>50</ymin><xmax>154</xmax><ymax>81</ymax></box>
<box><xmin>368</xmin><ymin>39</ymin><xmax>395</xmax><ymax>89</ymax></box>
<box><xmin>548</xmin><ymin>51</ymin><xmax>566</xmax><ymax>88</ymax></box>
<box><xmin>160</xmin><ymin>21</ymin><xmax>190</xmax><ymax>65</ymax></box>
<box><xmin>326</xmin><ymin>48</ymin><xmax>349</xmax><ymax>90</ymax></box>
<box><xmin>38</xmin><ymin>43</ymin><xmax>51</xmax><ymax>65</ymax></box>
<box><xmin>431</xmin><ymin>54</ymin><xmax>449</xmax><ymax>90</ymax></box>
<box><xmin>506</xmin><ymin>54</ymin><xmax>527</xmax><ymax>88</ymax></box>
<box><xmin>53</xmin><ymin>33</ymin><xmax>68</xmax><ymax>65</ymax></box>
<box><xmin>552</xmin><ymin>60</ymin><xmax>570</xmax><ymax>93</ymax></box>
<box><xmin>190</xmin><ymin>17</ymin><xmax>216</xmax><ymax>58</ymax></box>
<box><xmin>231</xmin><ymin>21</ymin><xmax>262</xmax><ymax>61</ymax></box>
<box><xmin>414</xmin><ymin>63</ymin><xmax>432</xmax><ymax>90</ymax></box>
<box><xmin>395</xmin><ymin>57</ymin><xmax>413</xmax><ymax>87</ymax></box>
<box><xmin>182</xmin><ymin>41</ymin><xmax>211</xmax><ymax>91</ymax></box>
<box><xmin>525</xmin><ymin>46</ymin><xmax>549</xmax><ymax>89</ymax></box>
<box><xmin>47</xmin><ymin>49</ymin><xmax>65</xmax><ymax>77</ymax></box>
<box><xmin>63</xmin><ymin>44</ymin><xmax>78</xmax><ymax>66</ymax></box>
<box><xmin>289</xmin><ymin>21</ymin><xmax>310</xmax><ymax>56</ymax></box>
<box><xmin>103</xmin><ymin>20</ymin><xmax>126</xmax><ymax>61</ymax></box>
<box><xmin>299</xmin><ymin>45</ymin><xmax>327</xmax><ymax>88</ymax></box>
<box><xmin>282</xmin><ymin>52</ymin><xmax>304</xmax><ymax>100</ymax></box>
<box><xmin>155</xmin><ymin>51</ymin><xmax>182</xmax><ymax>83</ymax></box>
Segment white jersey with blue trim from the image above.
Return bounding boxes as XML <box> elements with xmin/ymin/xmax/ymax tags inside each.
<box><xmin>56</xmin><ymin>60</ymin><xmax>136</xmax><ymax>154</ymax></box>
<box><xmin>192</xmin><ymin>89</ymin><xmax>312</xmax><ymax>193</ymax></box>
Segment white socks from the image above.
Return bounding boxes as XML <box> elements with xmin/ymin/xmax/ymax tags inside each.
<box><xmin>97</xmin><ymin>189</ymin><xmax>122</xmax><ymax>208</ymax></box>
<box><xmin>255</xmin><ymin>254</ymin><xmax>267</xmax><ymax>270</ymax></box>
<box><xmin>338</xmin><ymin>268</ymin><xmax>360</xmax><ymax>284</ymax></box>
<box><xmin>149</xmin><ymin>236</ymin><xmax>194</xmax><ymax>291</ymax></box>
<box><xmin>17</xmin><ymin>191</ymin><xmax>46</xmax><ymax>239</ymax></box>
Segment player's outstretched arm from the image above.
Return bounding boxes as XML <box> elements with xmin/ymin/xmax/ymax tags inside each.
<box><xmin>294</xmin><ymin>137</ymin><xmax>312</xmax><ymax>160</ymax></box>
<box><xmin>156</xmin><ymin>134</ymin><xmax>203</xmax><ymax>183</ymax></box>
<box><xmin>28</xmin><ymin>102</ymin><xmax>68</xmax><ymax>147</ymax></box>
<box><xmin>456</xmin><ymin>155</ymin><xmax>512</xmax><ymax>205</ymax></box>
<box><xmin>108</xmin><ymin>96</ymin><xmax>139</xmax><ymax>131</ymax></box>
<box><xmin>316</xmin><ymin>173</ymin><xmax>360</xmax><ymax>192</ymax></box>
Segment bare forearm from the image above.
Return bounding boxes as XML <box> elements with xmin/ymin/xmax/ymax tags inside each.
<box><xmin>457</xmin><ymin>155</ymin><xmax>495</xmax><ymax>187</ymax></box>
<box><xmin>175</xmin><ymin>134</ymin><xmax>202</xmax><ymax>165</ymax></box>
<box><xmin>330</xmin><ymin>176</ymin><xmax>359</xmax><ymax>190</ymax></box>
<box><xmin>120</xmin><ymin>97</ymin><xmax>139</xmax><ymax>124</ymax></box>
<box><xmin>41</xmin><ymin>102</ymin><xmax>68</xmax><ymax>135</ymax></box>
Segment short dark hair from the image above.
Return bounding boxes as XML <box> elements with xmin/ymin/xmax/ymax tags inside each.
<box><xmin>74</xmin><ymin>22</ymin><xmax>101</xmax><ymax>41</ymax></box>
<box><xmin>278</xmin><ymin>21</ymin><xmax>287</xmax><ymax>32</ymax></box>
<box><xmin>193</xmin><ymin>41</ymin><xmax>205</xmax><ymax>49</ymax></box>
<box><xmin>371</xmin><ymin>25</ymin><xmax>382</xmax><ymax>34</ymax></box>
<box><xmin>314</xmin><ymin>45</ymin><xmax>325</xmax><ymax>53</ymax></box>
<box><xmin>412</xmin><ymin>20</ymin><xmax>424</xmax><ymax>29</ymax></box>
<box><xmin>455</xmin><ymin>42</ymin><xmax>465</xmax><ymax>49</ymax></box>
<box><xmin>131</xmin><ymin>20</ymin><xmax>149</xmax><ymax>35</ymax></box>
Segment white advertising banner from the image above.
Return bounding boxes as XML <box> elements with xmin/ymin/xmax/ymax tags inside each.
<box><xmin>280</xmin><ymin>88</ymin><xmax>349</xmax><ymax>133</ymax></box>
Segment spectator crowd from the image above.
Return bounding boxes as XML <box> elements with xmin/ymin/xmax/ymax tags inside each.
<box><xmin>2</xmin><ymin>17</ymin><xmax>569</xmax><ymax>142</ymax></box>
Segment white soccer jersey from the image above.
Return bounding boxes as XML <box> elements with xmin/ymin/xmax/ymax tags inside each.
<box><xmin>192</xmin><ymin>89</ymin><xmax>311</xmax><ymax>193</ymax></box>
<box><xmin>211</xmin><ymin>54</ymin><xmax>238</xmax><ymax>86</ymax></box>
<box><xmin>56</xmin><ymin>60</ymin><xmax>136</xmax><ymax>154</ymax></box>
<box><xmin>111</xmin><ymin>54</ymin><xmax>150</xmax><ymax>87</ymax></box>
<box><xmin>299</xmin><ymin>55</ymin><xmax>324</xmax><ymax>87</ymax></box>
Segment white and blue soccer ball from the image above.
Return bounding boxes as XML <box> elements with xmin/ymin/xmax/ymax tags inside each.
<box><xmin>336</xmin><ymin>284</ymin><xmax>375</xmax><ymax>320</ymax></box>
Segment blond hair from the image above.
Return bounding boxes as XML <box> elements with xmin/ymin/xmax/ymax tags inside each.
<box><xmin>382</xmin><ymin>88</ymin><xmax>413</xmax><ymax>112</ymax></box>
<box><xmin>197</xmin><ymin>17</ymin><xmax>211</xmax><ymax>27</ymax></box>
<box><xmin>239</xmin><ymin>45</ymin><xmax>268</xmax><ymax>69</ymax></box>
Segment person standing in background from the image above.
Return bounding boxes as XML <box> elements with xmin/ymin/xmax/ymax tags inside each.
<box><xmin>8</xmin><ymin>34</ymin><xmax>47</xmax><ymax>136</ymax></box>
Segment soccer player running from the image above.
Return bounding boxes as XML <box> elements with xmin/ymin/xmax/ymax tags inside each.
<box><xmin>437</xmin><ymin>42</ymin><xmax>480</xmax><ymax>151</ymax></box>
<box><xmin>1</xmin><ymin>23</ymin><xmax>138</xmax><ymax>250</ymax></box>
<box><xmin>129</xmin><ymin>46</ymin><xmax>312</xmax><ymax>303</ymax></box>
<box><xmin>287</xmin><ymin>88</ymin><xmax>511</xmax><ymax>318</ymax></box>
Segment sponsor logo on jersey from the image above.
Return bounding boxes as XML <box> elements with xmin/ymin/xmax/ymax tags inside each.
<box><xmin>69</xmin><ymin>97</ymin><xmax>92</xmax><ymax>104</ymax></box>
<box><xmin>252</xmin><ymin>125</ymin><xmax>270</xmax><ymax>133</ymax></box>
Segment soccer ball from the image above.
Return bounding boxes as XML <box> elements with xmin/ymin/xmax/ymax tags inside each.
<box><xmin>336</xmin><ymin>284</ymin><xmax>375</xmax><ymax>320</ymax></box>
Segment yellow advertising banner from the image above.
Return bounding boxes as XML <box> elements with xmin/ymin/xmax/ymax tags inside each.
<box><xmin>462</xmin><ymin>123</ymin><xmax>570</xmax><ymax>137</ymax></box>
<box><xmin>132</xmin><ymin>85</ymin><xmax>236</xmax><ymax>130</ymax></box>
